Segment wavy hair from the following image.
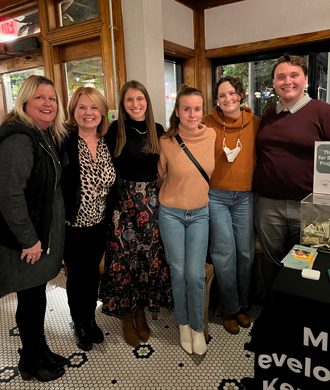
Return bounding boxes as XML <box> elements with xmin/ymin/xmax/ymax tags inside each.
<box><xmin>115</xmin><ymin>80</ymin><xmax>159</xmax><ymax>157</ymax></box>
<box><xmin>164</xmin><ymin>84</ymin><xmax>204</xmax><ymax>139</ymax></box>
<box><xmin>0</xmin><ymin>75</ymin><xmax>67</xmax><ymax>142</ymax></box>
<box><xmin>66</xmin><ymin>87</ymin><xmax>109</xmax><ymax>137</ymax></box>
<box><xmin>214</xmin><ymin>76</ymin><xmax>246</xmax><ymax>107</ymax></box>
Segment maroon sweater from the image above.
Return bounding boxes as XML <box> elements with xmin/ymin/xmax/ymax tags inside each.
<box><xmin>254</xmin><ymin>99</ymin><xmax>330</xmax><ymax>200</ymax></box>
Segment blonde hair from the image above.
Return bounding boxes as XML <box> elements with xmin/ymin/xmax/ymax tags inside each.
<box><xmin>164</xmin><ymin>84</ymin><xmax>204</xmax><ymax>139</ymax></box>
<box><xmin>0</xmin><ymin>75</ymin><xmax>67</xmax><ymax>142</ymax></box>
<box><xmin>115</xmin><ymin>80</ymin><xmax>159</xmax><ymax>157</ymax></box>
<box><xmin>66</xmin><ymin>87</ymin><xmax>109</xmax><ymax>137</ymax></box>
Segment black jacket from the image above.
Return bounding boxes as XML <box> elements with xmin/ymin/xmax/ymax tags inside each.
<box><xmin>61</xmin><ymin>130</ymin><xmax>118</xmax><ymax>225</ymax></box>
<box><xmin>0</xmin><ymin>121</ymin><xmax>60</xmax><ymax>251</ymax></box>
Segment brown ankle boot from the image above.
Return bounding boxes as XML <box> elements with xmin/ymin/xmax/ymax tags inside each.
<box><xmin>237</xmin><ymin>312</ymin><xmax>251</xmax><ymax>328</ymax></box>
<box><xmin>222</xmin><ymin>311</ymin><xmax>239</xmax><ymax>335</ymax></box>
<box><xmin>122</xmin><ymin>313</ymin><xmax>140</xmax><ymax>347</ymax></box>
<box><xmin>134</xmin><ymin>306</ymin><xmax>150</xmax><ymax>342</ymax></box>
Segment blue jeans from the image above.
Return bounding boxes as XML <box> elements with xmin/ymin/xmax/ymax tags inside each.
<box><xmin>159</xmin><ymin>204</ymin><xmax>209</xmax><ymax>332</ymax></box>
<box><xmin>209</xmin><ymin>189</ymin><xmax>255</xmax><ymax>315</ymax></box>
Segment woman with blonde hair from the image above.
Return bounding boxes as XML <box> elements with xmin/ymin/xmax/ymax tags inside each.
<box><xmin>0</xmin><ymin>75</ymin><xmax>67</xmax><ymax>381</ymax></box>
<box><xmin>62</xmin><ymin>86</ymin><xmax>116</xmax><ymax>351</ymax></box>
<box><xmin>99</xmin><ymin>80</ymin><xmax>172</xmax><ymax>348</ymax></box>
<box><xmin>158</xmin><ymin>85</ymin><xmax>216</xmax><ymax>355</ymax></box>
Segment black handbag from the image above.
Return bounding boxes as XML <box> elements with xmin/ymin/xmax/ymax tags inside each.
<box><xmin>175</xmin><ymin>134</ymin><xmax>209</xmax><ymax>184</ymax></box>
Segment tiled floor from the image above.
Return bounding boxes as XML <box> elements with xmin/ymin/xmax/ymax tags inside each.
<box><xmin>0</xmin><ymin>268</ymin><xmax>260</xmax><ymax>389</ymax></box>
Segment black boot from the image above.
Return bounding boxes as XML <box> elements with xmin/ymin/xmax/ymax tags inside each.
<box><xmin>91</xmin><ymin>319</ymin><xmax>104</xmax><ymax>344</ymax></box>
<box><xmin>18</xmin><ymin>348</ymin><xmax>65</xmax><ymax>382</ymax></box>
<box><xmin>41</xmin><ymin>343</ymin><xmax>68</xmax><ymax>367</ymax></box>
<box><xmin>74</xmin><ymin>321</ymin><xmax>93</xmax><ymax>351</ymax></box>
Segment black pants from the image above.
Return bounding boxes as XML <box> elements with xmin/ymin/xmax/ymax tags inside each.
<box><xmin>16</xmin><ymin>283</ymin><xmax>47</xmax><ymax>350</ymax></box>
<box><xmin>64</xmin><ymin>220</ymin><xmax>106</xmax><ymax>323</ymax></box>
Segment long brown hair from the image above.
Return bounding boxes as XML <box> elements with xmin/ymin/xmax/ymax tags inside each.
<box><xmin>115</xmin><ymin>80</ymin><xmax>159</xmax><ymax>157</ymax></box>
<box><xmin>164</xmin><ymin>84</ymin><xmax>204</xmax><ymax>139</ymax></box>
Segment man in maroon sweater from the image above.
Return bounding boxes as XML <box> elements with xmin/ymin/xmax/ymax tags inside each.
<box><xmin>254</xmin><ymin>54</ymin><xmax>330</xmax><ymax>292</ymax></box>
<box><xmin>242</xmin><ymin>53</ymin><xmax>330</xmax><ymax>390</ymax></box>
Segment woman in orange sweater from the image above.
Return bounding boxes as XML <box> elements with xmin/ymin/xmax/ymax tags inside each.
<box><xmin>158</xmin><ymin>85</ymin><xmax>215</xmax><ymax>355</ymax></box>
<box><xmin>203</xmin><ymin>76</ymin><xmax>259</xmax><ymax>335</ymax></box>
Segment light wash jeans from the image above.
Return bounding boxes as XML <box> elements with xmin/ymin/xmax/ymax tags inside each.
<box><xmin>209</xmin><ymin>189</ymin><xmax>255</xmax><ymax>315</ymax></box>
<box><xmin>159</xmin><ymin>204</ymin><xmax>209</xmax><ymax>332</ymax></box>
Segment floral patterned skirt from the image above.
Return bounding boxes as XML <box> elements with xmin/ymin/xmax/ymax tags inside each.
<box><xmin>99</xmin><ymin>179</ymin><xmax>173</xmax><ymax>318</ymax></box>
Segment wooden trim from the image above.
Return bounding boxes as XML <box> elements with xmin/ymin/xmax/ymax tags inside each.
<box><xmin>112</xmin><ymin>0</ymin><xmax>126</xmax><ymax>94</ymax></box>
<box><xmin>41</xmin><ymin>39</ymin><xmax>53</xmax><ymax>80</ymax></box>
<box><xmin>0</xmin><ymin>51</ymin><xmax>43</xmax><ymax>73</ymax></box>
<box><xmin>164</xmin><ymin>40</ymin><xmax>195</xmax><ymax>58</ymax></box>
<box><xmin>60</xmin><ymin>38</ymin><xmax>101</xmax><ymax>62</ymax></box>
<box><xmin>194</xmin><ymin>10</ymin><xmax>211</xmax><ymax>111</ymax></box>
<box><xmin>98</xmin><ymin>0</ymin><xmax>114</xmax><ymax>109</ymax></box>
<box><xmin>183</xmin><ymin>57</ymin><xmax>195</xmax><ymax>86</ymax></box>
<box><xmin>0</xmin><ymin>1</ymin><xmax>37</xmax><ymax>19</ymax></box>
<box><xmin>44</xmin><ymin>19</ymin><xmax>103</xmax><ymax>45</ymax></box>
<box><xmin>205</xmin><ymin>29</ymin><xmax>330</xmax><ymax>59</ymax></box>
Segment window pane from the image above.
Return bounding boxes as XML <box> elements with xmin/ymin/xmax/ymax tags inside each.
<box><xmin>2</xmin><ymin>67</ymin><xmax>44</xmax><ymax>112</ymax></box>
<box><xmin>61</xmin><ymin>0</ymin><xmax>98</xmax><ymax>27</ymax></box>
<box><xmin>316</xmin><ymin>52</ymin><xmax>328</xmax><ymax>102</ymax></box>
<box><xmin>65</xmin><ymin>57</ymin><xmax>104</xmax><ymax>99</ymax></box>
<box><xmin>164</xmin><ymin>60</ymin><xmax>177</xmax><ymax>128</ymax></box>
<box><xmin>0</xmin><ymin>10</ymin><xmax>40</xmax><ymax>43</ymax></box>
<box><xmin>215</xmin><ymin>56</ymin><xmax>308</xmax><ymax>119</ymax></box>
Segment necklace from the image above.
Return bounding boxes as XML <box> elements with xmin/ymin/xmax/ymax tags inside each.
<box><xmin>221</xmin><ymin>110</ymin><xmax>244</xmax><ymax>163</ymax></box>
<box><xmin>221</xmin><ymin>109</ymin><xmax>244</xmax><ymax>133</ymax></box>
<box><xmin>131</xmin><ymin>126</ymin><xmax>147</xmax><ymax>135</ymax></box>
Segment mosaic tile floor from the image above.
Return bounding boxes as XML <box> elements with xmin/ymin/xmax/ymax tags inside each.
<box><xmin>0</xmin><ymin>268</ymin><xmax>260</xmax><ymax>389</ymax></box>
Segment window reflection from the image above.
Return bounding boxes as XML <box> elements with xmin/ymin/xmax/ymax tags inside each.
<box><xmin>215</xmin><ymin>56</ymin><xmax>311</xmax><ymax>119</ymax></box>
<box><xmin>2</xmin><ymin>67</ymin><xmax>44</xmax><ymax>112</ymax></box>
<box><xmin>65</xmin><ymin>57</ymin><xmax>104</xmax><ymax>99</ymax></box>
<box><xmin>164</xmin><ymin>60</ymin><xmax>177</xmax><ymax>128</ymax></box>
<box><xmin>0</xmin><ymin>10</ymin><xmax>40</xmax><ymax>43</ymax></box>
<box><xmin>61</xmin><ymin>0</ymin><xmax>98</xmax><ymax>27</ymax></box>
<box><xmin>316</xmin><ymin>52</ymin><xmax>328</xmax><ymax>102</ymax></box>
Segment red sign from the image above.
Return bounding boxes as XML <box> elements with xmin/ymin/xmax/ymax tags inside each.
<box><xmin>0</xmin><ymin>20</ymin><xmax>18</xmax><ymax>36</ymax></box>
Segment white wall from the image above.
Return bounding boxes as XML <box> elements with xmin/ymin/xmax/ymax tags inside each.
<box><xmin>162</xmin><ymin>0</ymin><xmax>194</xmax><ymax>49</ymax></box>
<box><xmin>205</xmin><ymin>0</ymin><xmax>330</xmax><ymax>50</ymax></box>
<box><xmin>121</xmin><ymin>0</ymin><xmax>166</xmax><ymax>125</ymax></box>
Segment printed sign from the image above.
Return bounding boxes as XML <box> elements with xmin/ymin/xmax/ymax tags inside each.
<box><xmin>313</xmin><ymin>142</ymin><xmax>330</xmax><ymax>194</ymax></box>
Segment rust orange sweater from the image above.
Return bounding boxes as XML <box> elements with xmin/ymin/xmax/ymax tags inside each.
<box><xmin>158</xmin><ymin>124</ymin><xmax>216</xmax><ymax>210</ymax></box>
<box><xmin>203</xmin><ymin>106</ymin><xmax>259</xmax><ymax>191</ymax></box>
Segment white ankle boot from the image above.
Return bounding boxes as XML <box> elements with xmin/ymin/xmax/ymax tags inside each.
<box><xmin>191</xmin><ymin>329</ymin><xmax>207</xmax><ymax>355</ymax></box>
<box><xmin>179</xmin><ymin>324</ymin><xmax>192</xmax><ymax>354</ymax></box>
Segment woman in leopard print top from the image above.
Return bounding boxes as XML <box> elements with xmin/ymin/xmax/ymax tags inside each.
<box><xmin>62</xmin><ymin>87</ymin><xmax>116</xmax><ymax>352</ymax></box>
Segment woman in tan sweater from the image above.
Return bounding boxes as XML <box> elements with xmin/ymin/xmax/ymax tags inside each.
<box><xmin>203</xmin><ymin>76</ymin><xmax>259</xmax><ymax>335</ymax></box>
<box><xmin>158</xmin><ymin>85</ymin><xmax>215</xmax><ymax>355</ymax></box>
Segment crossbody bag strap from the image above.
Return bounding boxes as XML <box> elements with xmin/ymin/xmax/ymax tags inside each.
<box><xmin>175</xmin><ymin>134</ymin><xmax>209</xmax><ymax>184</ymax></box>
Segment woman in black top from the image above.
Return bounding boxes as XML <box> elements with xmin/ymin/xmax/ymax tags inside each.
<box><xmin>62</xmin><ymin>87</ymin><xmax>116</xmax><ymax>352</ymax></box>
<box><xmin>99</xmin><ymin>80</ymin><xmax>172</xmax><ymax>347</ymax></box>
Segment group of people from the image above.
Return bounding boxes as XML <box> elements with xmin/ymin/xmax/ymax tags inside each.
<box><xmin>1</xmin><ymin>53</ymin><xmax>330</xmax><ymax>385</ymax></box>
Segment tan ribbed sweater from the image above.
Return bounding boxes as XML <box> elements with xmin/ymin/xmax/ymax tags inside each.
<box><xmin>203</xmin><ymin>106</ymin><xmax>259</xmax><ymax>191</ymax></box>
<box><xmin>158</xmin><ymin>124</ymin><xmax>216</xmax><ymax>210</ymax></box>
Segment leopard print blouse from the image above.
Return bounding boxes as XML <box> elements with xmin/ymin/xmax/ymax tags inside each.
<box><xmin>69</xmin><ymin>136</ymin><xmax>116</xmax><ymax>227</ymax></box>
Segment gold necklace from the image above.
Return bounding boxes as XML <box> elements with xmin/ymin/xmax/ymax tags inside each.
<box><xmin>221</xmin><ymin>110</ymin><xmax>244</xmax><ymax>133</ymax></box>
<box><xmin>131</xmin><ymin>126</ymin><xmax>147</xmax><ymax>135</ymax></box>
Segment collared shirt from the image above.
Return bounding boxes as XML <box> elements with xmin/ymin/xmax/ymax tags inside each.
<box><xmin>276</xmin><ymin>93</ymin><xmax>312</xmax><ymax>114</ymax></box>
